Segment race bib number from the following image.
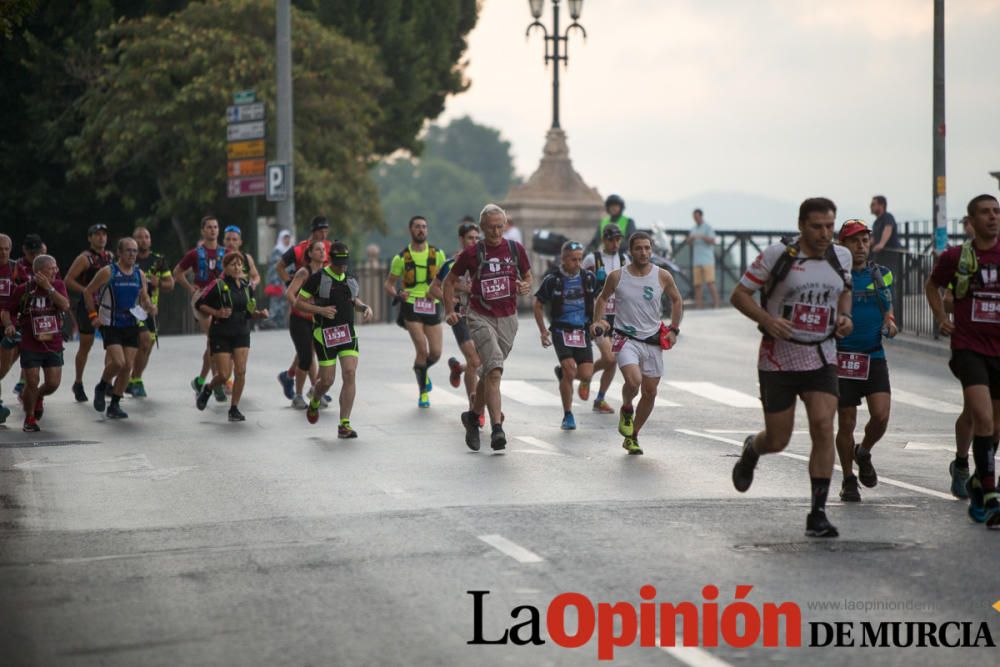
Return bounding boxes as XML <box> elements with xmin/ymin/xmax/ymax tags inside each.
<box><xmin>0</xmin><ymin>278</ymin><xmax>10</xmax><ymax>297</ymax></box>
<box><xmin>481</xmin><ymin>276</ymin><xmax>511</xmax><ymax>301</ymax></box>
<box><xmin>562</xmin><ymin>329</ymin><xmax>586</xmax><ymax>348</ymax></box>
<box><xmin>605</xmin><ymin>295</ymin><xmax>617</xmax><ymax>314</ymax></box>
<box><xmin>790</xmin><ymin>303</ymin><xmax>831</xmax><ymax>334</ymax></box>
<box><xmin>837</xmin><ymin>351</ymin><xmax>870</xmax><ymax>380</ymax></box>
<box><xmin>322</xmin><ymin>324</ymin><xmax>352</xmax><ymax>347</ymax></box>
<box><xmin>413</xmin><ymin>297</ymin><xmax>436</xmax><ymax>315</ymax></box>
<box><xmin>972</xmin><ymin>296</ymin><xmax>1000</xmax><ymax>323</ymax></box>
<box><xmin>611</xmin><ymin>332</ymin><xmax>627</xmax><ymax>353</ymax></box>
<box><xmin>32</xmin><ymin>314</ymin><xmax>59</xmax><ymax>340</ymax></box>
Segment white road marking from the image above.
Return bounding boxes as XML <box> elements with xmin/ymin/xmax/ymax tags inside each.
<box><xmin>676</xmin><ymin>429</ymin><xmax>956</xmax><ymax>501</ymax></box>
<box><xmin>500</xmin><ymin>380</ymin><xmax>563</xmax><ymax>407</ymax></box>
<box><xmin>478</xmin><ymin>534</ymin><xmax>544</xmax><ymax>563</ymax></box>
<box><xmin>515</xmin><ymin>436</ymin><xmax>560</xmax><ymax>452</ymax></box>
<box><xmin>388</xmin><ymin>383</ymin><xmax>467</xmax><ymax>406</ymax></box>
<box><xmin>891</xmin><ymin>389</ymin><xmax>962</xmax><ymax>414</ymax></box>
<box><xmin>608</xmin><ymin>381</ymin><xmax>682</xmax><ymax>407</ymax></box>
<box><xmin>904</xmin><ymin>441</ymin><xmax>953</xmax><ymax>452</ymax></box>
<box><xmin>666</xmin><ymin>381</ymin><xmax>759</xmax><ymax>408</ymax></box>
<box><xmin>661</xmin><ymin>645</ymin><xmax>735</xmax><ymax>667</ymax></box>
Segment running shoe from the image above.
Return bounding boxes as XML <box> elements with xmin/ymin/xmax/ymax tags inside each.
<box><xmin>213</xmin><ymin>383</ymin><xmax>227</xmax><ymax>403</ymax></box>
<box><xmin>106</xmin><ymin>403</ymin><xmax>128</xmax><ymax>419</ymax></box>
<box><xmin>93</xmin><ymin>383</ymin><xmax>107</xmax><ymax>413</ymax></box>
<box><xmin>425</xmin><ymin>375</ymin><xmax>432</xmax><ymax>393</ymax></box>
<box><xmin>554</xmin><ymin>365</ymin><xmax>563</xmax><ymax>381</ymax></box>
<box><xmin>0</xmin><ymin>401</ymin><xmax>9</xmax><ymax>424</ymax></box>
<box><xmin>306</xmin><ymin>399</ymin><xmax>320</xmax><ymax>424</ymax></box>
<box><xmin>592</xmin><ymin>399</ymin><xmax>614</xmax><ymax>414</ymax></box>
<box><xmin>622</xmin><ymin>436</ymin><xmax>643</xmax><ymax>455</ymax></box>
<box><xmin>967</xmin><ymin>476</ymin><xmax>986</xmax><ymax>523</ymax></box>
<box><xmin>578</xmin><ymin>381</ymin><xmax>591</xmax><ymax>401</ymax></box>
<box><xmin>191</xmin><ymin>376</ymin><xmax>205</xmax><ymax>394</ymax></box>
<box><xmin>949</xmin><ymin>460</ymin><xmax>970</xmax><ymax>499</ymax></box>
<box><xmin>839</xmin><ymin>475</ymin><xmax>861</xmax><ymax>502</ymax></box>
<box><xmin>130</xmin><ymin>380</ymin><xmax>147</xmax><ymax>398</ymax></box>
<box><xmin>13</xmin><ymin>381</ymin><xmax>24</xmax><ymax>396</ymax></box>
<box><xmin>33</xmin><ymin>397</ymin><xmax>43</xmax><ymax>421</ymax></box>
<box><xmin>985</xmin><ymin>494</ymin><xmax>1000</xmax><ymax>529</ymax></box>
<box><xmin>196</xmin><ymin>386</ymin><xmax>211</xmax><ymax>411</ymax></box>
<box><xmin>732</xmin><ymin>435</ymin><xmax>759</xmax><ymax>493</ymax></box>
<box><xmin>72</xmin><ymin>382</ymin><xmax>88</xmax><ymax>403</ymax></box>
<box><xmin>418</xmin><ymin>392</ymin><xmax>430</xmax><ymax>408</ymax></box>
<box><xmin>618</xmin><ymin>405</ymin><xmax>634</xmax><ymax>437</ymax></box>
<box><xmin>22</xmin><ymin>417</ymin><xmax>39</xmax><ymax>433</ymax></box>
<box><xmin>805</xmin><ymin>510</ymin><xmax>839</xmax><ymax>538</ymax></box>
<box><xmin>125</xmin><ymin>381</ymin><xmax>135</xmax><ymax>396</ymax></box>
<box><xmin>854</xmin><ymin>444</ymin><xmax>878</xmax><ymax>487</ymax></box>
<box><xmin>448</xmin><ymin>357</ymin><xmax>463</xmax><ymax>388</ymax></box>
<box><xmin>228</xmin><ymin>406</ymin><xmax>246</xmax><ymax>422</ymax></box>
<box><xmin>291</xmin><ymin>395</ymin><xmax>307</xmax><ymax>410</ymax></box>
<box><xmin>561</xmin><ymin>413</ymin><xmax>576</xmax><ymax>430</ymax></box>
<box><xmin>490</xmin><ymin>425</ymin><xmax>507</xmax><ymax>451</ymax></box>
<box><xmin>338</xmin><ymin>422</ymin><xmax>358</xmax><ymax>439</ymax></box>
<box><xmin>461</xmin><ymin>411</ymin><xmax>481</xmax><ymax>451</ymax></box>
<box><xmin>277</xmin><ymin>371</ymin><xmax>295</xmax><ymax>400</ymax></box>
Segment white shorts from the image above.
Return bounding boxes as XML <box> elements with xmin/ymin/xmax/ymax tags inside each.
<box><xmin>616</xmin><ymin>338</ymin><xmax>663</xmax><ymax>378</ymax></box>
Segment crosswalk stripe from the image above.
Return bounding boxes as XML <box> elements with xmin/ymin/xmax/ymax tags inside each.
<box><xmin>387</xmin><ymin>383</ymin><xmax>468</xmax><ymax>406</ymax></box>
<box><xmin>666</xmin><ymin>381</ymin><xmax>759</xmax><ymax>408</ymax></box>
<box><xmin>478</xmin><ymin>534</ymin><xmax>544</xmax><ymax>563</ymax></box>
<box><xmin>500</xmin><ymin>380</ymin><xmax>563</xmax><ymax>407</ymax></box>
<box><xmin>891</xmin><ymin>389</ymin><xmax>962</xmax><ymax>414</ymax></box>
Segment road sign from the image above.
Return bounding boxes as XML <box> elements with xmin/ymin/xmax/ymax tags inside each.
<box><xmin>226</xmin><ymin>139</ymin><xmax>265</xmax><ymax>160</ymax></box>
<box><xmin>233</xmin><ymin>90</ymin><xmax>256</xmax><ymax>105</ymax></box>
<box><xmin>266</xmin><ymin>162</ymin><xmax>289</xmax><ymax>202</ymax></box>
<box><xmin>226</xmin><ymin>102</ymin><xmax>265</xmax><ymax>124</ymax></box>
<box><xmin>227</xmin><ymin>176</ymin><xmax>266</xmax><ymax>198</ymax></box>
<box><xmin>227</xmin><ymin>158</ymin><xmax>266</xmax><ymax>178</ymax></box>
<box><xmin>227</xmin><ymin>121</ymin><xmax>265</xmax><ymax>142</ymax></box>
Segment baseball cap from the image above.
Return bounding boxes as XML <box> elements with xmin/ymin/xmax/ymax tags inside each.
<box><xmin>88</xmin><ymin>223</ymin><xmax>109</xmax><ymax>236</ymax></box>
<box><xmin>23</xmin><ymin>233</ymin><xmax>43</xmax><ymax>251</ymax></box>
<box><xmin>310</xmin><ymin>216</ymin><xmax>330</xmax><ymax>231</ymax></box>
<box><xmin>838</xmin><ymin>219</ymin><xmax>870</xmax><ymax>242</ymax></box>
<box><xmin>602</xmin><ymin>225</ymin><xmax>623</xmax><ymax>239</ymax></box>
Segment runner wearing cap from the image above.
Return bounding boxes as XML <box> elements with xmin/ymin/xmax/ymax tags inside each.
<box><xmin>64</xmin><ymin>223</ymin><xmax>114</xmax><ymax>403</ymax></box>
<box><xmin>444</xmin><ymin>204</ymin><xmax>532</xmax><ymax>452</ymax></box>
<box><xmin>222</xmin><ymin>225</ymin><xmax>261</xmax><ymax>288</ymax></box>
<box><xmin>0</xmin><ymin>233</ymin><xmax>28</xmax><ymax>422</ymax></box>
<box><xmin>284</xmin><ymin>239</ymin><xmax>327</xmax><ymax>409</ymax></box>
<box><xmin>833</xmin><ymin>219</ymin><xmax>897</xmax><ymax>502</ymax></box>
<box><xmin>582</xmin><ymin>224</ymin><xmax>630</xmax><ymax>413</ymax></box>
<box><xmin>128</xmin><ymin>226</ymin><xmax>174</xmax><ymax>398</ymax></box>
<box><xmin>7</xmin><ymin>234</ymin><xmax>47</xmax><ymax>399</ymax></box>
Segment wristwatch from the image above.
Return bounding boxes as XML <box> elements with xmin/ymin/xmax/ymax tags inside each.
<box><xmin>668</xmin><ymin>325</ymin><xmax>680</xmax><ymax>334</ymax></box>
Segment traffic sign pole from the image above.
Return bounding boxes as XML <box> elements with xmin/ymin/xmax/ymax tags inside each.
<box><xmin>276</xmin><ymin>0</ymin><xmax>294</xmax><ymax>235</ymax></box>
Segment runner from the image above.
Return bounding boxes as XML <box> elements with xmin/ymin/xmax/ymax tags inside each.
<box><xmin>83</xmin><ymin>237</ymin><xmax>157</xmax><ymax>420</ymax></box>
<box><xmin>582</xmin><ymin>224</ymin><xmax>630</xmax><ymax>413</ymax></box>
<box><xmin>443</xmin><ymin>204</ymin><xmax>532</xmax><ymax>452</ymax></box>
<box><xmin>173</xmin><ymin>215</ymin><xmax>225</xmax><ymax>402</ymax></box>
<box><xmin>944</xmin><ymin>216</ymin><xmax>974</xmax><ymax>499</ymax></box>
<box><xmin>591</xmin><ymin>232</ymin><xmax>682</xmax><ymax>454</ymax></box>
<box><xmin>925</xmin><ymin>193</ymin><xmax>1000</xmax><ymax>527</ymax></box>
<box><xmin>275</xmin><ymin>216</ymin><xmax>331</xmax><ymax>399</ymax></box>
<box><xmin>222</xmin><ymin>225</ymin><xmax>261</xmax><ymax>287</ymax></box>
<box><xmin>729</xmin><ymin>197</ymin><xmax>852</xmax><ymax>538</ymax></box>
<box><xmin>285</xmin><ymin>239</ymin><xmax>327</xmax><ymax>409</ymax></box>
<box><xmin>0</xmin><ymin>233</ymin><xmax>27</xmax><ymax>423</ymax></box>
<box><xmin>534</xmin><ymin>241</ymin><xmax>599</xmax><ymax>430</ymax></box>
<box><xmin>194</xmin><ymin>252</ymin><xmax>269</xmax><ymax>422</ymax></box>
<box><xmin>64</xmin><ymin>223</ymin><xmax>113</xmax><ymax>403</ymax></box>
<box><xmin>293</xmin><ymin>241</ymin><xmax>372</xmax><ymax>433</ymax></box>
<box><xmin>128</xmin><ymin>226</ymin><xmax>174</xmax><ymax>398</ymax></box>
<box><xmin>384</xmin><ymin>216</ymin><xmax>447</xmax><ymax>408</ymax></box>
<box><xmin>429</xmin><ymin>221</ymin><xmax>482</xmax><ymax>418</ymax></box>
<box><xmin>7</xmin><ymin>233</ymin><xmax>46</xmax><ymax>399</ymax></box>
<box><xmin>1</xmin><ymin>254</ymin><xmax>69</xmax><ymax>432</ymax></box>
<box><xmin>833</xmin><ymin>220</ymin><xmax>897</xmax><ymax>502</ymax></box>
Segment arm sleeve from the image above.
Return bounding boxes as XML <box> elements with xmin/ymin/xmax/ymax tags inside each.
<box><xmin>389</xmin><ymin>254</ymin><xmax>404</xmax><ymax>277</ymax></box>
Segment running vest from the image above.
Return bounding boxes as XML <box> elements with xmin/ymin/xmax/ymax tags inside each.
<box><xmin>954</xmin><ymin>240</ymin><xmax>979</xmax><ymax>300</ymax></box>
<box><xmin>195</xmin><ymin>245</ymin><xmax>223</xmax><ymax>284</ymax></box>
<box><xmin>545</xmin><ymin>268</ymin><xmax>598</xmax><ymax>326</ymax></box>
<box><xmin>472</xmin><ymin>239</ymin><xmax>522</xmax><ymax>312</ymax></box>
<box><xmin>591</xmin><ymin>249</ymin><xmax>628</xmax><ymax>285</ymax></box>
<box><xmin>599</xmin><ymin>216</ymin><xmax>632</xmax><ymax>239</ymax></box>
<box><xmin>99</xmin><ymin>263</ymin><xmax>143</xmax><ymax>327</ymax></box>
<box><xmin>399</xmin><ymin>244</ymin><xmax>439</xmax><ymax>288</ymax></box>
<box><xmin>314</xmin><ymin>268</ymin><xmax>356</xmax><ymax>327</ymax></box>
<box><xmin>80</xmin><ymin>248</ymin><xmax>113</xmax><ymax>285</ymax></box>
<box><xmin>613</xmin><ymin>266</ymin><xmax>663</xmax><ymax>339</ymax></box>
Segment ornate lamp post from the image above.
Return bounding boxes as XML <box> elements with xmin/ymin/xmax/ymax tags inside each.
<box><xmin>526</xmin><ymin>0</ymin><xmax>586</xmax><ymax>130</ymax></box>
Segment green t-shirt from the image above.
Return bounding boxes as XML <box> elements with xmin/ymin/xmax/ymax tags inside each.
<box><xmin>389</xmin><ymin>244</ymin><xmax>447</xmax><ymax>303</ymax></box>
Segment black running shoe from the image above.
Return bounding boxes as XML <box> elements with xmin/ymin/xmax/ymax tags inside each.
<box><xmin>854</xmin><ymin>444</ymin><xmax>877</xmax><ymax>488</ymax></box>
<box><xmin>196</xmin><ymin>386</ymin><xmax>211</xmax><ymax>411</ymax></box>
<box><xmin>839</xmin><ymin>475</ymin><xmax>861</xmax><ymax>502</ymax></box>
<box><xmin>106</xmin><ymin>403</ymin><xmax>128</xmax><ymax>419</ymax></box>
<box><xmin>805</xmin><ymin>510</ymin><xmax>839</xmax><ymax>538</ymax></box>
<box><xmin>93</xmin><ymin>383</ymin><xmax>106</xmax><ymax>413</ymax></box>
<box><xmin>732</xmin><ymin>435</ymin><xmax>758</xmax><ymax>493</ymax></box>
<box><xmin>490</xmin><ymin>425</ymin><xmax>506</xmax><ymax>451</ymax></box>
<box><xmin>461</xmin><ymin>411</ymin><xmax>480</xmax><ymax>451</ymax></box>
<box><xmin>228</xmin><ymin>406</ymin><xmax>246</xmax><ymax>422</ymax></box>
<box><xmin>72</xmin><ymin>382</ymin><xmax>88</xmax><ymax>403</ymax></box>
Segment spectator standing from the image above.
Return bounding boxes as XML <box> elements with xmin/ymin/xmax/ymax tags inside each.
<box><xmin>870</xmin><ymin>195</ymin><xmax>904</xmax><ymax>325</ymax></box>
<box><xmin>688</xmin><ymin>208</ymin><xmax>719</xmax><ymax>309</ymax></box>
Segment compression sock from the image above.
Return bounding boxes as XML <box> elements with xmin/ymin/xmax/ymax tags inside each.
<box><xmin>810</xmin><ymin>477</ymin><xmax>831</xmax><ymax>513</ymax></box>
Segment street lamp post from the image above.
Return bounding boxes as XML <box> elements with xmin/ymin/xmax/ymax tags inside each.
<box><xmin>526</xmin><ymin>0</ymin><xmax>586</xmax><ymax>130</ymax></box>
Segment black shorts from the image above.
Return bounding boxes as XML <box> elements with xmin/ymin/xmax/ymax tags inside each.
<box><xmin>759</xmin><ymin>364</ymin><xmax>839</xmax><ymax>413</ymax></box>
<box><xmin>138</xmin><ymin>316</ymin><xmax>157</xmax><ymax>336</ymax></box>
<box><xmin>313</xmin><ymin>330</ymin><xmax>360</xmax><ymax>367</ymax></box>
<box><xmin>838</xmin><ymin>357</ymin><xmax>891</xmax><ymax>407</ymax></box>
<box><xmin>209</xmin><ymin>332</ymin><xmax>251</xmax><ymax>354</ymax></box>
<box><xmin>76</xmin><ymin>300</ymin><xmax>96</xmax><ymax>335</ymax></box>
<box><xmin>20</xmin><ymin>349</ymin><xmax>64</xmax><ymax>369</ymax></box>
<box><xmin>289</xmin><ymin>315</ymin><xmax>314</xmax><ymax>371</ymax></box>
<box><xmin>552</xmin><ymin>328</ymin><xmax>594</xmax><ymax>365</ymax></box>
<box><xmin>949</xmin><ymin>348</ymin><xmax>1000</xmax><ymax>399</ymax></box>
<box><xmin>451</xmin><ymin>316</ymin><xmax>471</xmax><ymax>346</ymax></box>
<box><xmin>398</xmin><ymin>300</ymin><xmax>441</xmax><ymax>326</ymax></box>
<box><xmin>101</xmin><ymin>325</ymin><xmax>140</xmax><ymax>349</ymax></box>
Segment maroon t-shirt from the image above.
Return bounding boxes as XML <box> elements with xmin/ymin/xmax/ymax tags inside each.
<box><xmin>0</xmin><ymin>261</ymin><xmax>26</xmax><ymax>312</ymax></box>
<box><xmin>931</xmin><ymin>242</ymin><xmax>1000</xmax><ymax>356</ymax></box>
<box><xmin>7</xmin><ymin>279</ymin><xmax>69</xmax><ymax>353</ymax></box>
<box><xmin>450</xmin><ymin>240</ymin><xmax>531</xmax><ymax>318</ymax></box>
<box><xmin>177</xmin><ymin>246</ymin><xmax>224</xmax><ymax>288</ymax></box>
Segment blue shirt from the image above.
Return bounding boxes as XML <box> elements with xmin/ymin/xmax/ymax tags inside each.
<box><xmin>560</xmin><ymin>273</ymin><xmax>586</xmax><ymax>328</ymax></box>
<box><xmin>690</xmin><ymin>222</ymin><xmax>716</xmax><ymax>266</ymax></box>
<box><xmin>438</xmin><ymin>257</ymin><xmax>455</xmax><ymax>281</ymax></box>
<box><xmin>838</xmin><ymin>265</ymin><xmax>893</xmax><ymax>360</ymax></box>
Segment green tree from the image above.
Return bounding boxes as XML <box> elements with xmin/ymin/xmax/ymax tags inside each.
<box><xmin>425</xmin><ymin>116</ymin><xmax>517</xmax><ymax>199</ymax></box>
<box><xmin>67</xmin><ymin>0</ymin><xmax>387</xmax><ymax>250</ymax></box>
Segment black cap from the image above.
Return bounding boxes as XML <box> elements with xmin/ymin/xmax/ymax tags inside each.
<box><xmin>88</xmin><ymin>223</ymin><xmax>109</xmax><ymax>236</ymax></box>
<box><xmin>310</xmin><ymin>216</ymin><xmax>330</xmax><ymax>231</ymax></box>
<box><xmin>23</xmin><ymin>234</ymin><xmax>42</xmax><ymax>251</ymax></box>
<box><xmin>602</xmin><ymin>225</ymin><xmax>623</xmax><ymax>239</ymax></box>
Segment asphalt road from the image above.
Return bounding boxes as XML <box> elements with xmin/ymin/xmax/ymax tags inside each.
<box><xmin>1</xmin><ymin>308</ymin><xmax>997</xmax><ymax>666</ymax></box>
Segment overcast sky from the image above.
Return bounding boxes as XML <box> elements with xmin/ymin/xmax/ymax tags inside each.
<box><xmin>439</xmin><ymin>0</ymin><xmax>999</xmax><ymax>221</ymax></box>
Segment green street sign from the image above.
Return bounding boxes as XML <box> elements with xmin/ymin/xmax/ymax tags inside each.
<box><xmin>233</xmin><ymin>90</ymin><xmax>256</xmax><ymax>105</ymax></box>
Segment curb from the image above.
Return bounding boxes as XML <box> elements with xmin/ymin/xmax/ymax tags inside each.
<box><xmin>885</xmin><ymin>333</ymin><xmax>949</xmax><ymax>359</ymax></box>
